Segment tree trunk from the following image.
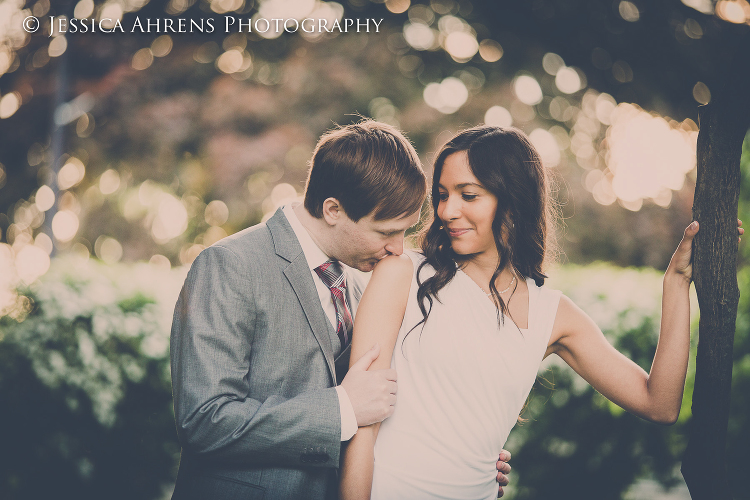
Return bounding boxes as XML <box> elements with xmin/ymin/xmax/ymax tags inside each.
<box><xmin>682</xmin><ymin>35</ymin><xmax>750</xmax><ymax>500</ymax></box>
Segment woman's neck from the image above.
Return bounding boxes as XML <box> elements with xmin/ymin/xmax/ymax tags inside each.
<box><xmin>460</xmin><ymin>253</ymin><xmax>516</xmax><ymax>289</ymax></box>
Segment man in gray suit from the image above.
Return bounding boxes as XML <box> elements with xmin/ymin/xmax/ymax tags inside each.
<box><xmin>170</xmin><ymin>121</ymin><xmax>511</xmax><ymax>499</ymax></box>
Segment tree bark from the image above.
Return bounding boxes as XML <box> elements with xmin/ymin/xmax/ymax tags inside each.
<box><xmin>682</xmin><ymin>35</ymin><xmax>750</xmax><ymax>500</ymax></box>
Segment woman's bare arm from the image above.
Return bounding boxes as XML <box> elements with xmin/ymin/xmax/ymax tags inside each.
<box><xmin>339</xmin><ymin>254</ymin><xmax>413</xmax><ymax>500</ymax></box>
<box><xmin>547</xmin><ymin>222</ymin><xmax>698</xmax><ymax>424</ymax></box>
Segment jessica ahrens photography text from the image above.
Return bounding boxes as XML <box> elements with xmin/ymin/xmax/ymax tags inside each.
<box><xmin>23</xmin><ymin>15</ymin><xmax>384</xmax><ymax>36</ymax></box>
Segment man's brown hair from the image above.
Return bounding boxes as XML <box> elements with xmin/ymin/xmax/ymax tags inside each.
<box><xmin>303</xmin><ymin>120</ymin><xmax>427</xmax><ymax>222</ymax></box>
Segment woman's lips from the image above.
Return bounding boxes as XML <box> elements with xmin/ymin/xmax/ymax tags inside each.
<box><xmin>447</xmin><ymin>228</ymin><xmax>470</xmax><ymax>237</ymax></box>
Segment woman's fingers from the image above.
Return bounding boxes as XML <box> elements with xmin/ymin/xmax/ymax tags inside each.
<box><xmin>739</xmin><ymin>219</ymin><xmax>744</xmax><ymax>244</ymax></box>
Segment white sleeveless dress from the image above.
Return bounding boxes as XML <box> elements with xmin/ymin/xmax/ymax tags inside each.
<box><xmin>370</xmin><ymin>251</ymin><xmax>561</xmax><ymax>500</ymax></box>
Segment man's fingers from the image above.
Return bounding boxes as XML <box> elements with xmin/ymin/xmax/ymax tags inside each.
<box><xmin>498</xmin><ymin>449</ymin><xmax>511</xmax><ymax>463</ymax></box>
<box><xmin>350</xmin><ymin>343</ymin><xmax>380</xmax><ymax>371</ymax></box>
<box><xmin>382</xmin><ymin>368</ymin><xmax>398</xmax><ymax>382</ymax></box>
<box><xmin>496</xmin><ymin>472</ymin><xmax>509</xmax><ymax>486</ymax></box>
<box><xmin>496</xmin><ymin>461</ymin><xmax>511</xmax><ymax>474</ymax></box>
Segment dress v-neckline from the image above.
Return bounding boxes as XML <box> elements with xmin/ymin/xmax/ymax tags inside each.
<box><xmin>456</xmin><ymin>268</ymin><xmax>531</xmax><ymax>331</ymax></box>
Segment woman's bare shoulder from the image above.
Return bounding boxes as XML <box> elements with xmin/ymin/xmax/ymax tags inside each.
<box><xmin>373</xmin><ymin>253</ymin><xmax>414</xmax><ymax>276</ymax></box>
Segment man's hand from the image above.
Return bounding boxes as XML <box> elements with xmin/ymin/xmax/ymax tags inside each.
<box><xmin>496</xmin><ymin>449</ymin><xmax>512</xmax><ymax>497</ymax></box>
<box><xmin>340</xmin><ymin>343</ymin><xmax>398</xmax><ymax>426</ymax></box>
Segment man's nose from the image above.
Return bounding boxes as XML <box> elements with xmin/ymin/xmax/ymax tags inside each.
<box><xmin>385</xmin><ymin>235</ymin><xmax>405</xmax><ymax>256</ymax></box>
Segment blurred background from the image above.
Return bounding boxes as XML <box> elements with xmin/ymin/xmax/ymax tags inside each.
<box><xmin>1</xmin><ymin>0</ymin><xmax>749</xmax><ymax>498</ymax></box>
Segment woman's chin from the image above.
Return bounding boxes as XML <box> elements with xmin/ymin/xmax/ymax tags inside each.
<box><xmin>450</xmin><ymin>244</ymin><xmax>475</xmax><ymax>255</ymax></box>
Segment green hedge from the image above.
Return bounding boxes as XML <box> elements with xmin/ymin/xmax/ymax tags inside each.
<box><xmin>1</xmin><ymin>258</ymin><xmax>748</xmax><ymax>499</ymax></box>
<box><xmin>0</xmin><ymin>257</ymin><xmax>185</xmax><ymax>500</ymax></box>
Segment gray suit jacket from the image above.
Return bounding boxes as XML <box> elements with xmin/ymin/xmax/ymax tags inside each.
<box><xmin>170</xmin><ymin>208</ymin><xmax>364</xmax><ymax>500</ymax></box>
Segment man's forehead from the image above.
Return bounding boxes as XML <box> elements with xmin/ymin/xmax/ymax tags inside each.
<box><xmin>372</xmin><ymin>211</ymin><xmax>421</xmax><ymax>230</ymax></box>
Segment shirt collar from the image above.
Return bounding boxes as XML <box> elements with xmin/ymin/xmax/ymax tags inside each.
<box><xmin>282</xmin><ymin>203</ymin><xmax>331</xmax><ymax>271</ymax></box>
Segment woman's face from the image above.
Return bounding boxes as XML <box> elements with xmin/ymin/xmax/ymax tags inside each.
<box><xmin>436</xmin><ymin>151</ymin><xmax>499</xmax><ymax>258</ymax></box>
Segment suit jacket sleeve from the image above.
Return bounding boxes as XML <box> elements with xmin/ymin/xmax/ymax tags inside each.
<box><xmin>170</xmin><ymin>243</ymin><xmax>342</xmax><ymax>467</ymax></box>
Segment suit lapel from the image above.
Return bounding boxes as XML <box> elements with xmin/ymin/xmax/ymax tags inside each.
<box><xmin>267</xmin><ymin>209</ymin><xmax>337</xmax><ymax>383</ymax></box>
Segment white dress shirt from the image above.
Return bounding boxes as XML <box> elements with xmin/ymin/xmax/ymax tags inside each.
<box><xmin>283</xmin><ymin>204</ymin><xmax>358</xmax><ymax>441</ymax></box>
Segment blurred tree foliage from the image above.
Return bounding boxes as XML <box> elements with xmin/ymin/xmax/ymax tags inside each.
<box><xmin>1</xmin><ymin>1</ymin><xmax>749</xmax><ymax>498</ymax></box>
<box><xmin>0</xmin><ymin>258</ymin><xmax>184</xmax><ymax>500</ymax></box>
<box><xmin>3</xmin><ymin>255</ymin><xmax>750</xmax><ymax>499</ymax></box>
<box><xmin>1</xmin><ymin>0</ymin><xmax>746</xmax><ymax>269</ymax></box>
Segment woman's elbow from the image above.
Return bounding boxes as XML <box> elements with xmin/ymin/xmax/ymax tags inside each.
<box><xmin>644</xmin><ymin>406</ymin><xmax>680</xmax><ymax>426</ymax></box>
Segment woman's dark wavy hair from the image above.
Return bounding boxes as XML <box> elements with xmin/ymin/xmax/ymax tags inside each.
<box><xmin>412</xmin><ymin>125</ymin><xmax>558</xmax><ymax>332</ymax></box>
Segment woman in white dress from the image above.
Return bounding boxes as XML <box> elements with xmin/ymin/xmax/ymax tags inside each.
<box><xmin>339</xmin><ymin>125</ymin><xmax>742</xmax><ymax>500</ymax></box>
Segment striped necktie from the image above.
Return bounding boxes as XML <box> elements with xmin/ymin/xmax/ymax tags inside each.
<box><xmin>314</xmin><ymin>260</ymin><xmax>353</xmax><ymax>348</ymax></box>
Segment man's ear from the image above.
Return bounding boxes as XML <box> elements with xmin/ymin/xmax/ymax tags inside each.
<box><xmin>321</xmin><ymin>198</ymin><xmax>342</xmax><ymax>226</ymax></box>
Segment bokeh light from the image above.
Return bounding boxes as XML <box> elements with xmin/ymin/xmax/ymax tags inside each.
<box><xmin>529</xmin><ymin>128</ymin><xmax>562</xmax><ymax>167</ymax></box>
<box><xmin>619</xmin><ymin>1</ymin><xmax>640</xmax><ymax>22</ymax></box>
<box><xmin>693</xmin><ymin>81</ymin><xmax>711</xmax><ymax>104</ymax></box>
<box><xmin>715</xmin><ymin>0</ymin><xmax>750</xmax><ymax>23</ymax></box>
<box><xmin>262</xmin><ymin>183</ymin><xmax>299</xmax><ymax>217</ymax></box>
<box><xmin>555</xmin><ymin>67</ymin><xmax>582</xmax><ymax>94</ymax></box>
<box><xmin>151</xmin><ymin>35</ymin><xmax>173</xmax><ymax>57</ymax></box>
<box><xmin>0</xmin><ymin>244</ymin><xmax>15</xmax><ymax>313</ymax></box>
<box><xmin>99</xmin><ymin>169</ymin><xmax>121</xmax><ymax>195</ymax></box>
<box><xmin>203</xmin><ymin>226</ymin><xmax>229</xmax><ymax>246</ymax></box>
<box><xmin>444</xmin><ymin>31</ymin><xmax>479</xmax><ymax>62</ymax></box>
<box><xmin>204</xmin><ymin>200</ymin><xmax>229</xmax><ymax>226</ymax></box>
<box><xmin>57</xmin><ymin>157</ymin><xmax>86</xmax><ymax>190</ymax></box>
<box><xmin>51</xmin><ymin>210</ymin><xmax>80</xmax><ymax>242</ymax></box>
<box><xmin>403</xmin><ymin>22</ymin><xmax>437</xmax><ymax>50</ymax></box>
<box><xmin>478</xmin><ymin>40</ymin><xmax>503</xmax><ymax>62</ymax></box>
<box><xmin>95</xmin><ymin>235</ymin><xmax>123</xmax><ymax>264</ymax></box>
<box><xmin>99</xmin><ymin>3</ymin><xmax>124</xmax><ymax>28</ymax></box>
<box><xmin>612</xmin><ymin>60</ymin><xmax>634</xmax><ymax>83</ymax></box>
<box><xmin>543</xmin><ymin>53</ymin><xmax>565</xmax><ymax>76</ymax></box>
<box><xmin>602</xmin><ymin>103</ymin><xmax>697</xmax><ymax>207</ymax></box>
<box><xmin>484</xmin><ymin>106</ymin><xmax>513</xmax><ymax>128</ymax></box>
<box><xmin>48</xmin><ymin>36</ymin><xmax>67</xmax><ymax>58</ymax></box>
<box><xmin>15</xmin><ymin>244</ymin><xmax>50</xmax><ymax>283</ymax></box>
<box><xmin>0</xmin><ymin>92</ymin><xmax>20</xmax><ymax>119</ymax></box>
<box><xmin>35</xmin><ymin>185</ymin><xmax>55</xmax><ymax>212</ymax></box>
<box><xmin>270</xmin><ymin>183</ymin><xmax>298</xmax><ymax>206</ymax></box>
<box><xmin>299</xmin><ymin>1</ymin><xmax>345</xmax><ymax>41</ymax></box>
<box><xmin>595</xmin><ymin>93</ymin><xmax>617</xmax><ymax>125</ymax></box>
<box><xmin>74</xmin><ymin>0</ymin><xmax>95</xmax><ymax>19</ymax></box>
<box><xmin>513</xmin><ymin>75</ymin><xmax>543</xmax><ymax>106</ymax></box>
<box><xmin>217</xmin><ymin>49</ymin><xmax>247</xmax><ymax>74</ymax></box>
<box><xmin>210</xmin><ymin>0</ymin><xmax>245</xmax><ymax>14</ymax></box>
<box><xmin>131</xmin><ymin>48</ymin><xmax>154</xmax><ymax>70</ymax></box>
<box><xmin>684</xmin><ymin>18</ymin><xmax>704</xmax><ymax>38</ymax></box>
<box><xmin>682</xmin><ymin>0</ymin><xmax>714</xmax><ymax>14</ymax></box>
<box><xmin>423</xmin><ymin>77</ymin><xmax>469</xmax><ymax>114</ymax></box>
<box><xmin>149</xmin><ymin>254</ymin><xmax>171</xmax><ymax>270</ymax></box>
<box><xmin>34</xmin><ymin>233</ymin><xmax>53</xmax><ymax>255</ymax></box>
<box><xmin>386</xmin><ymin>0</ymin><xmax>411</xmax><ymax>14</ymax></box>
<box><xmin>151</xmin><ymin>194</ymin><xmax>189</xmax><ymax>243</ymax></box>
<box><xmin>258</xmin><ymin>0</ymin><xmax>315</xmax><ymax>19</ymax></box>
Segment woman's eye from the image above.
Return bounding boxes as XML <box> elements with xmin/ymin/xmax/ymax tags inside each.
<box><xmin>438</xmin><ymin>193</ymin><xmax>448</xmax><ymax>201</ymax></box>
<box><xmin>462</xmin><ymin>194</ymin><xmax>478</xmax><ymax>201</ymax></box>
